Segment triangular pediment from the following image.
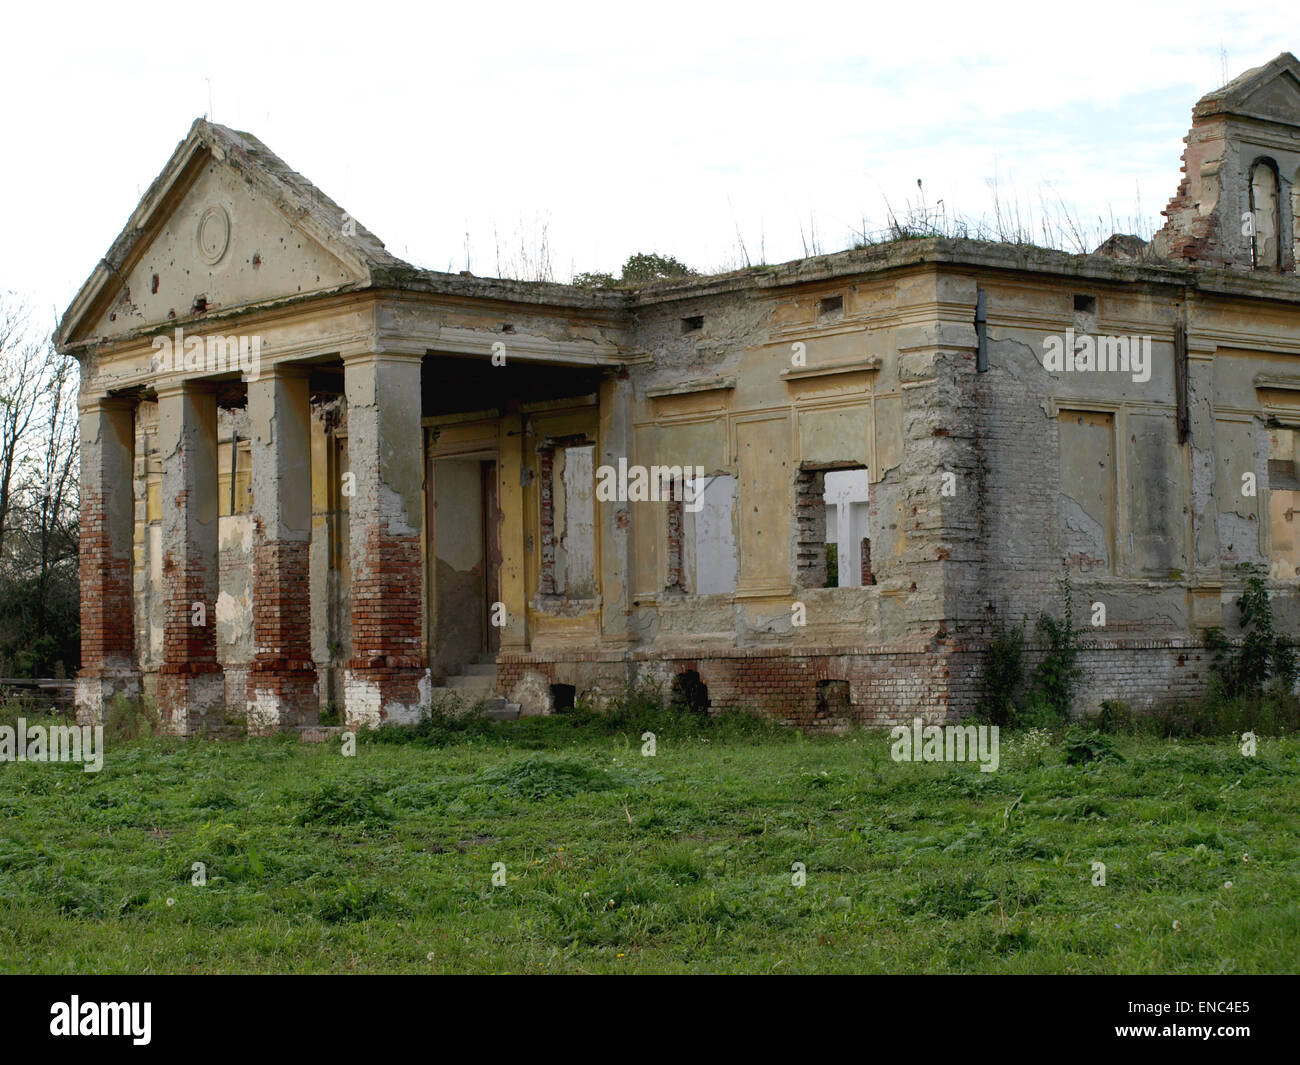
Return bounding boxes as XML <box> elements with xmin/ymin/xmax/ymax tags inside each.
<box><xmin>58</xmin><ymin>120</ymin><xmax>408</xmax><ymax>351</ymax></box>
<box><xmin>1195</xmin><ymin>52</ymin><xmax>1300</xmax><ymax>127</ymax></box>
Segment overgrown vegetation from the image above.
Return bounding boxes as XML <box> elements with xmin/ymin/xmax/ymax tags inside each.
<box><xmin>976</xmin><ymin>577</ymin><xmax>1083</xmax><ymax>728</ymax></box>
<box><xmin>1</xmin><ymin>699</ymin><xmax>1294</xmax><ymax>973</ymax></box>
<box><xmin>976</xmin><ymin>619</ymin><xmax>1026</xmax><ymax>727</ymax></box>
<box><xmin>1096</xmin><ymin>691</ymin><xmax>1300</xmax><ymax>739</ymax></box>
<box><xmin>572</xmin><ymin>252</ymin><xmax>697</xmax><ymax>290</ymax></box>
<box><xmin>1032</xmin><ymin>576</ymin><xmax>1084</xmax><ymax>724</ymax></box>
<box><xmin>364</xmin><ymin>681</ymin><xmax>776</xmax><ymax>750</ymax></box>
<box><xmin>1206</xmin><ymin>562</ymin><xmax>1296</xmax><ymax>699</ymax></box>
<box><xmin>979</xmin><ymin>565</ymin><xmax>1300</xmax><ymax>738</ymax></box>
<box><xmin>105</xmin><ymin>693</ymin><xmax>162</xmax><ymax>741</ymax></box>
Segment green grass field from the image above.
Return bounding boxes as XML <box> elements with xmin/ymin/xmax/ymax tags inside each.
<box><xmin>1</xmin><ymin>709</ymin><xmax>1296</xmax><ymax>973</ymax></box>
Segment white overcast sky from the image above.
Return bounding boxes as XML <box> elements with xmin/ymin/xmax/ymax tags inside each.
<box><xmin>2</xmin><ymin>1</ymin><xmax>1297</xmax><ymax>329</ymax></box>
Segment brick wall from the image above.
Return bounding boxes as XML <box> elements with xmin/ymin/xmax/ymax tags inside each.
<box><xmin>79</xmin><ymin>487</ymin><xmax>134</xmax><ymax>671</ymax></box>
<box><xmin>348</xmin><ymin>528</ymin><xmax>423</xmax><ymax>669</ymax></box>
<box><xmin>794</xmin><ymin>466</ymin><xmax>827</xmax><ymax>588</ymax></box>
<box><xmin>497</xmin><ymin>637</ymin><xmax>1218</xmax><ymax>730</ymax></box>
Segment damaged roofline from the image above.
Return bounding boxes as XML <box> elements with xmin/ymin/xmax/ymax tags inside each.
<box><xmin>621</xmin><ymin>236</ymin><xmax>1300</xmax><ymax>307</ymax></box>
<box><xmin>61</xmin><ymin>233</ymin><xmax>1300</xmax><ymax>363</ymax></box>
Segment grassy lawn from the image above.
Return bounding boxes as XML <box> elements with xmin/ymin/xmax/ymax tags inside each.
<box><xmin>1</xmin><ymin>710</ymin><xmax>1297</xmax><ymax>974</ymax></box>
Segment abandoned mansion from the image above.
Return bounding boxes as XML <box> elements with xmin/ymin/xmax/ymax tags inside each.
<box><xmin>58</xmin><ymin>54</ymin><xmax>1300</xmax><ymax>732</ymax></box>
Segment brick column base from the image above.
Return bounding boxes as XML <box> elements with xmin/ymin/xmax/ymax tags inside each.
<box><xmin>343</xmin><ymin>659</ymin><xmax>430</xmax><ymax>728</ymax></box>
<box><xmin>74</xmin><ymin>669</ymin><xmax>141</xmax><ymax>727</ymax></box>
<box><xmin>247</xmin><ymin>662</ymin><xmax>319</xmax><ymax>733</ymax></box>
<box><xmin>157</xmin><ymin>665</ymin><xmax>225</xmax><ymax>736</ymax></box>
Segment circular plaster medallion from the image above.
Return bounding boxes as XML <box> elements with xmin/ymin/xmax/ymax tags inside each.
<box><xmin>197</xmin><ymin>205</ymin><xmax>230</xmax><ymax>265</ymax></box>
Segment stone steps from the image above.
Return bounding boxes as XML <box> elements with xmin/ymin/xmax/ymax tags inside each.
<box><xmin>430</xmin><ymin>654</ymin><xmax>518</xmax><ymax>721</ymax></box>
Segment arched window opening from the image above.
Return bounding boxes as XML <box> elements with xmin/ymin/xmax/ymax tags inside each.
<box><xmin>1249</xmin><ymin>158</ymin><xmax>1283</xmax><ymax>271</ymax></box>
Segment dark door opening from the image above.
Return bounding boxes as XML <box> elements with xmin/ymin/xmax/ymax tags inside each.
<box><xmin>481</xmin><ymin>459</ymin><xmax>501</xmax><ymax>655</ymax></box>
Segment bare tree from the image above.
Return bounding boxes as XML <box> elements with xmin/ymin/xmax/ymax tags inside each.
<box><xmin>0</xmin><ymin>296</ymin><xmax>49</xmax><ymax>562</ymax></box>
<box><xmin>18</xmin><ymin>346</ymin><xmax>80</xmax><ymax>636</ymax></box>
<box><xmin>0</xmin><ymin>293</ymin><xmax>81</xmax><ymax>675</ymax></box>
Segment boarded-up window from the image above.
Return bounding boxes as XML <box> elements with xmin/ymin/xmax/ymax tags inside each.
<box><xmin>683</xmin><ymin>474</ymin><xmax>738</xmax><ymax>594</ymax></box>
<box><xmin>553</xmin><ymin>443</ymin><xmax>596</xmax><ymax>597</ymax></box>
<box><xmin>1269</xmin><ymin>426</ymin><xmax>1299</xmax><ymax>579</ymax></box>
<box><xmin>1059</xmin><ymin>410</ymin><xmax>1115</xmax><ymax>573</ymax></box>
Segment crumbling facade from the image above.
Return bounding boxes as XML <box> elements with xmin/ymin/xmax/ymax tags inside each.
<box><xmin>60</xmin><ymin>54</ymin><xmax>1300</xmax><ymax>732</ymax></box>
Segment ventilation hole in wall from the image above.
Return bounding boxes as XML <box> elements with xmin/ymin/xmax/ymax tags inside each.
<box><xmin>501</xmin><ymin>323</ymin><xmax>515</xmax><ymax>334</ymax></box>
<box><xmin>815</xmin><ymin>679</ymin><xmax>851</xmax><ymax>719</ymax></box>
<box><xmin>818</xmin><ymin>294</ymin><xmax>844</xmax><ymax>318</ymax></box>
<box><xmin>550</xmin><ymin>683</ymin><xmax>576</xmax><ymax>711</ymax></box>
<box><xmin>669</xmin><ymin>670</ymin><xmax>710</xmax><ymax>714</ymax></box>
<box><xmin>192</xmin><ymin>296</ymin><xmax>208</xmax><ymax>315</ymax></box>
<box><xmin>1073</xmin><ymin>293</ymin><xmax>1097</xmax><ymax>314</ymax></box>
<box><xmin>151</xmin><ymin>273</ymin><xmax>160</xmax><ymax>294</ymax></box>
<box><xmin>681</xmin><ymin>315</ymin><xmax>704</xmax><ymax>334</ymax></box>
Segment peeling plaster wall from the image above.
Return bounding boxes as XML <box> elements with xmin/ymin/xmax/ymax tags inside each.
<box><xmin>623</xmin><ymin>273</ymin><xmax>909</xmax><ymax>657</ymax></box>
<box><xmin>215</xmin><ymin>406</ymin><xmax>252</xmax><ymax>709</ymax></box>
<box><xmin>110</xmin><ymin>250</ymin><xmax>1300</xmax><ymax>731</ymax></box>
<box><xmin>93</xmin><ymin>162</ymin><xmax>354</xmax><ymax>342</ymax></box>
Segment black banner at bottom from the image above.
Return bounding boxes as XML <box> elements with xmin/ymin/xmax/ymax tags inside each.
<box><xmin>0</xmin><ymin>974</ymin><xmax>1293</xmax><ymax>1053</ymax></box>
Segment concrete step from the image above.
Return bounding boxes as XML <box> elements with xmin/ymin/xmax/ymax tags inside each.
<box><xmin>462</xmin><ymin>663</ymin><xmax>499</xmax><ymax>677</ymax></box>
<box><xmin>481</xmin><ymin>697</ymin><xmax>522</xmax><ymax>722</ymax></box>
<box><xmin>446</xmin><ymin>674</ymin><xmax>496</xmax><ymax>691</ymax></box>
<box><xmin>473</xmin><ymin>652</ymin><xmax>499</xmax><ymax>665</ymax></box>
<box><xmin>430</xmin><ymin>689</ymin><xmax>520</xmax><ymax>722</ymax></box>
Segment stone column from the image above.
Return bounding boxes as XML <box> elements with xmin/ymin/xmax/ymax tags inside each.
<box><xmin>246</xmin><ymin>365</ymin><xmax>317</xmax><ymax>732</ymax></box>
<box><xmin>75</xmin><ymin>396</ymin><xmax>140</xmax><ymax>724</ymax></box>
<box><xmin>341</xmin><ymin>351</ymin><xmax>429</xmax><ymax>726</ymax></box>
<box><xmin>155</xmin><ymin>382</ymin><xmax>224</xmax><ymax>734</ymax></box>
<box><xmin>895</xmin><ymin>289</ymin><xmax>981</xmax><ymax>638</ymax></box>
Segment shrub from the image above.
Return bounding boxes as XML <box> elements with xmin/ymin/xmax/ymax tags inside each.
<box><xmin>1034</xmin><ymin>576</ymin><xmax>1083</xmax><ymax>723</ymax></box>
<box><xmin>296</xmin><ymin>781</ymin><xmax>391</xmax><ymax>827</ymax></box>
<box><xmin>1207</xmin><ymin>562</ymin><xmax>1296</xmax><ymax>698</ymax></box>
<box><xmin>1062</xmin><ymin>727</ymin><xmax>1123</xmax><ymax>765</ymax></box>
<box><xmin>572</xmin><ymin>252</ymin><xmax>698</xmax><ymax>290</ymax></box>
<box><xmin>477</xmin><ymin>754</ymin><xmax>653</xmax><ymax>801</ymax></box>
<box><xmin>358</xmin><ymin>680</ymin><xmax>772</xmax><ymax>749</ymax></box>
<box><xmin>1097</xmin><ymin>699</ymin><xmax>1135</xmax><ymax>733</ymax></box>
<box><xmin>316</xmin><ymin>882</ymin><xmax>393</xmax><ymax>923</ymax></box>
<box><xmin>977</xmin><ymin>619</ymin><xmax>1026</xmax><ymax>726</ymax></box>
<box><xmin>1010</xmin><ymin>692</ymin><xmax>1062</xmax><ymax>730</ymax></box>
<box><xmin>361</xmin><ymin>696</ymin><xmax>497</xmax><ymax>747</ymax></box>
<box><xmin>105</xmin><ymin>694</ymin><xmax>162</xmax><ymax>741</ymax></box>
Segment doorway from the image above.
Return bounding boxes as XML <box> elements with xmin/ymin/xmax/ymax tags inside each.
<box><xmin>429</xmin><ymin>448</ymin><xmax>501</xmax><ymax>678</ymax></box>
<box><xmin>480</xmin><ymin>459</ymin><xmax>501</xmax><ymax>654</ymax></box>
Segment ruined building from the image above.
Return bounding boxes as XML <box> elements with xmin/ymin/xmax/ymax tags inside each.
<box><xmin>59</xmin><ymin>54</ymin><xmax>1300</xmax><ymax>732</ymax></box>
